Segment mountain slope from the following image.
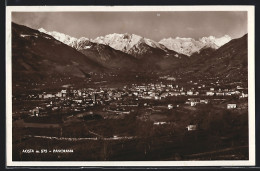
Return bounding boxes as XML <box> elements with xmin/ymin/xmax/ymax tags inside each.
<box><xmin>38</xmin><ymin>30</ymin><xmax>141</xmax><ymax>71</ymax></box>
<box><xmin>12</xmin><ymin>22</ymin><xmax>106</xmax><ymax>83</ymax></box>
<box><xmin>76</xmin><ymin>40</ymin><xmax>141</xmax><ymax>71</ymax></box>
<box><xmin>180</xmin><ymin>34</ymin><xmax>248</xmax><ymax>81</ymax></box>
<box><xmin>38</xmin><ymin>28</ymin><xmax>78</xmax><ymax>47</ymax></box>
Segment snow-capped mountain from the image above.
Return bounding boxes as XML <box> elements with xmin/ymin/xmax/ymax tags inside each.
<box><xmin>72</xmin><ymin>37</ymin><xmax>92</xmax><ymax>50</ymax></box>
<box><xmin>14</xmin><ymin>23</ymin><xmax>247</xmax><ymax>80</ymax></box>
<box><xmin>159</xmin><ymin>37</ymin><xmax>203</xmax><ymax>57</ymax></box>
<box><xmin>38</xmin><ymin>28</ymin><xmax>140</xmax><ymax>70</ymax></box>
<box><xmin>199</xmin><ymin>35</ymin><xmax>231</xmax><ymax>47</ymax></box>
<box><xmin>38</xmin><ymin>28</ymin><xmax>79</xmax><ymax>47</ymax></box>
<box><xmin>38</xmin><ymin>30</ymin><xmax>181</xmax><ymax>59</ymax></box>
<box><xmin>38</xmin><ymin>27</ymin><xmax>231</xmax><ymax>57</ymax></box>
<box><xmin>92</xmin><ymin>33</ymin><xmax>172</xmax><ymax>57</ymax></box>
<box><xmin>38</xmin><ymin>28</ymin><xmax>94</xmax><ymax>50</ymax></box>
<box><xmin>159</xmin><ymin>35</ymin><xmax>232</xmax><ymax>56</ymax></box>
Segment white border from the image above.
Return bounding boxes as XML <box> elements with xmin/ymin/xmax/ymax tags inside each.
<box><xmin>6</xmin><ymin>6</ymin><xmax>255</xmax><ymax>167</ymax></box>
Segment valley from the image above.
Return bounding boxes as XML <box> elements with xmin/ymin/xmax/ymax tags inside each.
<box><xmin>11</xmin><ymin>22</ymin><xmax>249</xmax><ymax>161</ymax></box>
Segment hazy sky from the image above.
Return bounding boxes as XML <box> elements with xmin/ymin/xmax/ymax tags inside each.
<box><xmin>12</xmin><ymin>11</ymin><xmax>247</xmax><ymax>41</ymax></box>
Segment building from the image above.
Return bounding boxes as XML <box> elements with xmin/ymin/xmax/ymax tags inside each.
<box><xmin>43</xmin><ymin>94</ymin><xmax>53</xmax><ymax>99</ymax></box>
<box><xmin>216</xmin><ymin>92</ymin><xmax>225</xmax><ymax>96</ymax></box>
<box><xmin>200</xmin><ymin>99</ymin><xmax>209</xmax><ymax>104</ymax></box>
<box><xmin>166</xmin><ymin>77</ymin><xmax>176</xmax><ymax>81</ymax></box>
<box><xmin>160</xmin><ymin>92</ymin><xmax>168</xmax><ymax>98</ymax></box>
<box><xmin>61</xmin><ymin>90</ymin><xmax>67</xmax><ymax>97</ymax></box>
<box><xmin>168</xmin><ymin>104</ymin><xmax>173</xmax><ymax>109</ymax></box>
<box><xmin>154</xmin><ymin>96</ymin><xmax>161</xmax><ymax>100</ymax></box>
<box><xmin>92</xmin><ymin>94</ymin><xmax>97</xmax><ymax>103</ymax></box>
<box><xmin>239</xmin><ymin>92</ymin><xmax>248</xmax><ymax>98</ymax></box>
<box><xmin>186</xmin><ymin>124</ymin><xmax>197</xmax><ymax>131</ymax></box>
<box><xmin>194</xmin><ymin>92</ymin><xmax>199</xmax><ymax>95</ymax></box>
<box><xmin>206</xmin><ymin>92</ymin><xmax>215</xmax><ymax>96</ymax></box>
<box><xmin>237</xmin><ymin>86</ymin><xmax>244</xmax><ymax>90</ymax></box>
<box><xmin>224</xmin><ymin>92</ymin><xmax>232</xmax><ymax>96</ymax></box>
<box><xmin>181</xmin><ymin>92</ymin><xmax>186</xmax><ymax>96</ymax></box>
<box><xmin>32</xmin><ymin>107</ymin><xmax>40</xmax><ymax>117</ymax></box>
<box><xmin>187</xmin><ymin>91</ymin><xmax>193</xmax><ymax>96</ymax></box>
<box><xmin>74</xmin><ymin>99</ymin><xmax>83</xmax><ymax>103</ymax></box>
<box><xmin>154</xmin><ymin>122</ymin><xmax>167</xmax><ymax>125</ymax></box>
<box><xmin>169</xmin><ymin>92</ymin><xmax>180</xmax><ymax>96</ymax></box>
<box><xmin>56</xmin><ymin>92</ymin><xmax>62</xmax><ymax>98</ymax></box>
<box><xmin>188</xmin><ymin>98</ymin><xmax>200</xmax><ymax>106</ymax></box>
<box><xmin>227</xmin><ymin>104</ymin><xmax>237</xmax><ymax>109</ymax></box>
<box><xmin>191</xmin><ymin>101</ymin><xmax>197</xmax><ymax>106</ymax></box>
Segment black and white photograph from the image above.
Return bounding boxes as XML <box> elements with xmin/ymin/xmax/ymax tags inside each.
<box><xmin>6</xmin><ymin>6</ymin><xmax>255</xmax><ymax>166</ymax></box>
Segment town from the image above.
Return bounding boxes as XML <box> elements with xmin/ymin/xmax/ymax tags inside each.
<box><xmin>12</xmin><ymin>72</ymin><xmax>249</xmax><ymax>161</ymax></box>
<box><xmin>14</xmin><ymin>73</ymin><xmax>248</xmax><ymax>119</ymax></box>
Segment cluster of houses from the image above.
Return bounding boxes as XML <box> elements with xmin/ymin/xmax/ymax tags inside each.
<box><xmin>128</xmin><ymin>82</ymin><xmax>248</xmax><ymax>101</ymax></box>
<box><xmin>185</xmin><ymin>98</ymin><xmax>209</xmax><ymax>106</ymax></box>
<box><xmin>27</xmin><ymin>80</ymin><xmax>247</xmax><ymax>117</ymax></box>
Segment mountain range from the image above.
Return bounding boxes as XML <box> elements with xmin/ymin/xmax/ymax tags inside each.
<box><xmin>159</xmin><ymin>35</ymin><xmax>231</xmax><ymax>56</ymax></box>
<box><xmin>39</xmin><ymin>28</ymin><xmax>231</xmax><ymax>57</ymax></box>
<box><xmin>38</xmin><ymin>27</ymin><xmax>189</xmax><ymax>71</ymax></box>
<box><xmin>12</xmin><ymin>22</ymin><xmax>248</xmax><ymax>83</ymax></box>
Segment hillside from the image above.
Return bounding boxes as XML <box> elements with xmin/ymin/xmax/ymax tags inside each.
<box><xmin>181</xmin><ymin>34</ymin><xmax>248</xmax><ymax>81</ymax></box>
<box><xmin>12</xmin><ymin>22</ymin><xmax>106</xmax><ymax>83</ymax></box>
<box><xmin>74</xmin><ymin>39</ymin><xmax>141</xmax><ymax>71</ymax></box>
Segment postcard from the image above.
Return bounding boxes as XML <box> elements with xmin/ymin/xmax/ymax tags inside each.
<box><xmin>6</xmin><ymin>5</ymin><xmax>255</xmax><ymax>167</ymax></box>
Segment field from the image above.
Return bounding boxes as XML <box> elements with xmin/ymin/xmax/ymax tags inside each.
<box><xmin>12</xmin><ymin>98</ymin><xmax>249</xmax><ymax>161</ymax></box>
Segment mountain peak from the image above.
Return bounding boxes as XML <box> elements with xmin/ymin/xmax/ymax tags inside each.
<box><xmin>38</xmin><ymin>28</ymin><xmax>47</xmax><ymax>33</ymax></box>
<box><xmin>175</xmin><ymin>37</ymin><xmax>194</xmax><ymax>41</ymax></box>
<box><xmin>92</xmin><ymin>33</ymin><xmax>144</xmax><ymax>53</ymax></box>
<box><xmin>78</xmin><ymin>37</ymin><xmax>90</xmax><ymax>42</ymax></box>
<box><xmin>38</xmin><ymin>28</ymin><xmax>77</xmax><ymax>46</ymax></box>
<box><xmin>159</xmin><ymin>35</ymin><xmax>232</xmax><ymax>56</ymax></box>
<box><xmin>224</xmin><ymin>34</ymin><xmax>232</xmax><ymax>38</ymax></box>
<box><xmin>36</xmin><ymin>27</ymin><xmax>232</xmax><ymax>57</ymax></box>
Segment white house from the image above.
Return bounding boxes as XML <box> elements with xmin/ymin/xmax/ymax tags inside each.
<box><xmin>186</xmin><ymin>125</ymin><xmax>197</xmax><ymax>131</ymax></box>
<box><xmin>200</xmin><ymin>99</ymin><xmax>209</xmax><ymax>104</ymax></box>
<box><xmin>227</xmin><ymin>104</ymin><xmax>237</xmax><ymax>109</ymax></box>
<box><xmin>74</xmin><ymin>99</ymin><xmax>83</xmax><ymax>103</ymax></box>
<box><xmin>43</xmin><ymin>94</ymin><xmax>53</xmax><ymax>99</ymax></box>
<box><xmin>56</xmin><ymin>92</ymin><xmax>62</xmax><ymax>98</ymax></box>
<box><xmin>168</xmin><ymin>104</ymin><xmax>173</xmax><ymax>109</ymax></box>
<box><xmin>191</xmin><ymin>101</ymin><xmax>197</xmax><ymax>106</ymax></box>
<box><xmin>154</xmin><ymin>96</ymin><xmax>161</xmax><ymax>100</ymax></box>
<box><xmin>160</xmin><ymin>92</ymin><xmax>168</xmax><ymax>98</ymax></box>
<box><xmin>32</xmin><ymin>107</ymin><xmax>40</xmax><ymax>117</ymax></box>
<box><xmin>187</xmin><ymin>91</ymin><xmax>193</xmax><ymax>96</ymax></box>
<box><xmin>239</xmin><ymin>93</ymin><xmax>248</xmax><ymax>98</ymax></box>
<box><xmin>216</xmin><ymin>92</ymin><xmax>225</xmax><ymax>96</ymax></box>
<box><xmin>154</xmin><ymin>122</ymin><xmax>167</xmax><ymax>125</ymax></box>
<box><xmin>187</xmin><ymin>98</ymin><xmax>200</xmax><ymax>106</ymax></box>
<box><xmin>181</xmin><ymin>92</ymin><xmax>186</xmax><ymax>96</ymax></box>
<box><xmin>206</xmin><ymin>92</ymin><xmax>215</xmax><ymax>96</ymax></box>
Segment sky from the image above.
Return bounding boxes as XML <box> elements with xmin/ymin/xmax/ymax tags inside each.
<box><xmin>12</xmin><ymin>11</ymin><xmax>247</xmax><ymax>41</ymax></box>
